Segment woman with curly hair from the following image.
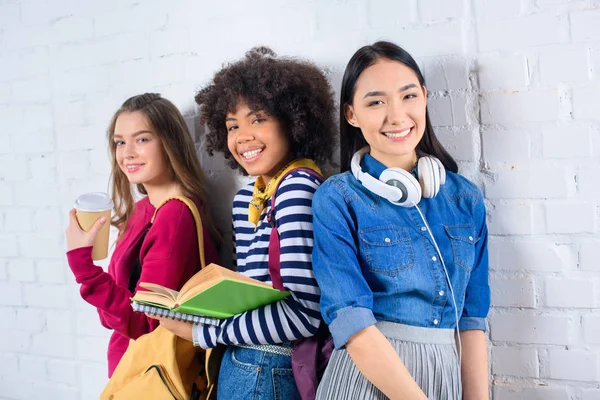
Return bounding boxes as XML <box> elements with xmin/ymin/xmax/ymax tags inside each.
<box><xmin>153</xmin><ymin>47</ymin><xmax>337</xmax><ymax>400</ymax></box>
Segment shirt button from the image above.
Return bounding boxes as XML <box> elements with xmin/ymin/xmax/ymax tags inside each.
<box><xmin>433</xmin><ymin>319</ymin><xmax>439</xmax><ymax>325</ymax></box>
<box><xmin>431</xmin><ymin>256</ymin><xmax>437</xmax><ymax>261</ymax></box>
<box><xmin>421</xmin><ymin>226</ymin><xmax>427</xmax><ymax>231</ymax></box>
<box><xmin>384</xmin><ymin>238</ymin><xmax>391</xmax><ymax>243</ymax></box>
<box><xmin>439</xmin><ymin>290</ymin><xmax>445</xmax><ymax>296</ymax></box>
<box><xmin>469</xmin><ymin>236</ymin><xmax>473</xmax><ymax>241</ymax></box>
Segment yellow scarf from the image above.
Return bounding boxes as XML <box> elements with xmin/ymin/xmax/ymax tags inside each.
<box><xmin>248</xmin><ymin>158</ymin><xmax>322</xmax><ymax>228</ymax></box>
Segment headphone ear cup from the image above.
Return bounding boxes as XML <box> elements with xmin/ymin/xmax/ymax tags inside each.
<box><xmin>418</xmin><ymin>157</ymin><xmax>437</xmax><ymax>198</ymax></box>
<box><xmin>434</xmin><ymin>158</ymin><xmax>446</xmax><ymax>185</ymax></box>
<box><xmin>380</xmin><ymin>168</ymin><xmax>421</xmax><ymax>206</ymax></box>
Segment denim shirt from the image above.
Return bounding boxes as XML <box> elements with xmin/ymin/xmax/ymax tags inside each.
<box><xmin>312</xmin><ymin>154</ymin><xmax>490</xmax><ymax>349</ymax></box>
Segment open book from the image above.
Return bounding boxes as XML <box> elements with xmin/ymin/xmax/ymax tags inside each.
<box><xmin>131</xmin><ymin>263</ymin><xmax>290</xmax><ymax>319</ymax></box>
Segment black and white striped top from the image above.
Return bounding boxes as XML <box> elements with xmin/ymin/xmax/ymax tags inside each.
<box><xmin>194</xmin><ymin>170</ymin><xmax>322</xmax><ymax>348</ymax></box>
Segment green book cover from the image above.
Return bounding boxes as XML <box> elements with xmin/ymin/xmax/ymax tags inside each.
<box><xmin>135</xmin><ymin>278</ymin><xmax>290</xmax><ymax>319</ymax></box>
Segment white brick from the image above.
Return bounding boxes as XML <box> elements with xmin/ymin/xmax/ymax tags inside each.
<box><xmin>474</xmin><ymin>0</ymin><xmax>523</xmax><ymax>20</ymax></box>
<box><xmin>571</xmin><ymin>9</ymin><xmax>600</xmax><ymax>42</ymax></box>
<box><xmin>0</xmin><ymin>235</ymin><xmax>19</xmax><ymax>257</ymax></box>
<box><xmin>45</xmin><ymin>309</ymin><xmax>73</xmax><ymax>334</ymax></box>
<box><xmin>29</xmin><ymin>382</ymin><xmax>79</xmax><ymax>400</ymax></box>
<box><xmin>8</xmin><ymin>260</ymin><xmax>36</xmax><ymax>283</ymax></box>
<box><xmin>543</xmin><ymin>125</ymin><xmax>593</xmax><ymax>158</ymax></box>
<box><xmin>58</xmin><ymin>152</ymin><xmax>89</xmax><ymax>180</ymax></box>
<box><xmin>545</xmin><ymin>202</ymin><xmax>596</xmax><ymax>234</ymax></box>
<box><xmin>573</xmin><ymin>85</ymin><xmax>600</xmax><ymax>120</ymax></box>
<box><xmin>418</xmin><ymin>0</ymin><xmax>463</xmax><ymax>22</ymax></box>
<box><xmin>544</xmin><ymin>278</ymin><xmax>595</xmax><ymax>308</ymax></box>
<box><xmin>583</xmin><ymin>316</ymin><xmax>600</xmax><ymax>344</ymax></box>
<box><xmin>490</xmin><ymin>314</ymin><xmax>572</xmax><ymax>345</ymax></box>
<box><xmin>18</xmin><ymin>234</ymin><xmax>63</xmax><ymax>259</ymax></box>
<box><xmin>3</xmin><ymin>24</ymin><xmax>50</xmax><ymax>51</ymax></box>
<box><xmin>12</xmin><ymin>128</ymin><xmax>55</xmax><ymax>154</ymax></box>
<box><xmin>149</xmin><ymin>28</ymin><xmax>190</xmax><ymax>58</ymax></box>
<box><xmin>483</xmin><ymin>129</ymin><xmax>533</xmax><ymax>163</ymax></box>
<box><xmin>11</xmin><ymin>78</ymin><xmax>51</xmax><ymax>103</ymax></box>
<box><xmin>493</xmin><ymin>387</ymin><xmax>569</xmax><ymax>400</ymax></box>
<box><xmin>53</xmin><ymin>67</ymin><xmax>111</xmax><ymax>98</ymax></box>
<box><xmin>538</xmin><ymin>46</ymin><xmax>590</xmax><ymax>85</ymax></box>
<box><xmin>31</xmin><ymin>333</ymin><xmax>75</xmax><ymax>358</ymax></box>
<box><xmin>0</xmin><ymin>376</ymin><xmax>36</xmax><ymax>400</ymax></box>
<box><xmin>18</xmin><ymin>354</ymin><xmax>47</xmax><ymax>381</ymax></box>
<box><xmin>491</xmin><ymin>347</ymin><xmax>539</xmax><ymax>377</ymax></box>
<box><xmin>488</xmin><ymin>204</ymin><xmax>535</xmax><ymax>235</ymax></box>
<box><xmin>29</xmin><ymin>154</ymin><xmax>56</xmax><ymax>184</ymax></box>
<box><xmin>547</xmin><ymin>349</ymin><xmax>599</xmax><ymax>381</ymax></box>
<box><xmin>421</xmin><ymin>57</ymin><xmax>469</xmax><ymax>91</ymax></box>
<box><xmin>15</xmin><ymin>307</ymin><xmax>44</xmax><ymax>332</ymax></box>
<box><xmin>47</xmin><ymin>359</ymin><xmax>79</xmax><ymax>386</ymax></box>
<box><xmin>481</xmin><ymin>91</ymin><xmax>559</xmax><ymax>124</ymax></box>
<box><xmin>94</xmin><ymin>4</ymin><xmax>168</xmax><ymax>37</ymax></box>
<box><xmin>580</xmin><ymin>242</ymin><xmax>600</xmax><ymax>271</ymax></box>
<box><xmin>48</xmin><ymin>16</ymin><xmax>94</xmax><ymax>45</ymax></box>
<box><xmin>578</xmin><ymin>166</ymin><xmax>600</xmax><ymax>199</ymax></box>
<box><xmin>0</xmin><ymin>156</ymin><xmax>29</xmax><ymax>181</ymax></box>
<box><xmin>0</xmin><ymin>3</ymin><xmax>20</xmax><ymax>29</ymax></box>
<box><xmin>34</xmin><ymin>208</ymin><xmax>62</xmax><ymax>236</ymax></box>
<box><xmin>583</xmin><ymin>389</ymin><xmax>600</xmax><ymax>400</ymax></box>
<box><xmin>75</xmin><ymin>309</ymin><xmax>106</xmax><ymax>336</ymax></box>
<box><xmin>56</xmin><ymin>125</ymin><xmax>106</xmax><ymax>151</ymax></box>
<box><xmin>371</xmin><ymin>24</ymin><xmax>463</xmax><ymax>58</ymax></box>
<box><xmin>486</xmin><ymin>167</ymin><xmax>575</xmax><ymax>199</ymax></box>
<box><xmin>429</xmin><ymin>94</ymin><xmax>469</xmax><ymax>126</ymax></box>
<box><xmin>436</xmin><ymin>129</ymin><xmax>475</xmax><ymax>161</ymax></box>
<box><xmin>20</xmin><ymin>0</ymin><xmax>71</xmax><ymax>26</ymax></box>
<box><xmin>36</xmin><ymin>260</ymin><xmax>67</xmax><ymax>284</ymax></box>
<box><xmin>77</xmin><ymin>336</ymin><xmax>108</xmax><ymax>362</ymax></box>
<box><xmin>15</xmin><ymin>183</ymin><xmax>59</xmax><ymax>207</ymax></box>
<box><xmin>0</xmin><ymin>353</ymin><xmax>19</xmax><ymax>378</ymax></box>
<box><xmin>4</xmin><ymin>208</ymin><xmax>33</xmax><ymax>233</ymax></box>
<box><xmin>477</xmin><ymin>54</ymin><xmax>529</xmax><ymax>91</ymax></box>
<box><xmin>23</xmin><ymin>284</ymin><xmax>69</xmax><ymax>308</ymax></box>
<box><xmin>0</xmin><ymin>327</ymin><xmax>30</xmax><ymax>352</ymax></box>
<box><xmin>366</xmin><ymin>1</ymin><xmax>415</xmax><ymax>27</ymax></box>
<box><xmin>0</xmin><ymin>307</ymin><xmax>17</xmax><ymax>326</ymax></box>
<box><xmin>477</xmin><ymin>15</ymin><xmax>562</xmax><ymax>52</ymax></box>
<box><xmin>0</xmin><ymin>183</ymin><xmax>15</xmax><ymax>206</ymax></box>
<box><xmin>80</xmin><ymin>362</ymin><xmax>109</xmax><ymax>399</ymax></box>
<box><xmin>491</xmin><ymin>276</ymin><xmax>536</xmax><ymax>308</ymax></box>
<box><xmin>55</xmin><ymin>100</ymin><xmax>86</xmax><ymax>127</ymax></box>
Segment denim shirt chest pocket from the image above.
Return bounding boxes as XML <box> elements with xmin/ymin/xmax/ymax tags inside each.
<box><xmin>444</xmin><ymin>225</ymin><xmax>478</xmax><ymax>272</ymax></box>
<box><xmin>359</xmin><ymin>226</ymin><xmax>414</xmax><ymax>276</ymax></box>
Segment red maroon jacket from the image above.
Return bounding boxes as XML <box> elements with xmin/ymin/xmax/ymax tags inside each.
<box><xmin>66</xmin><ymin>197</ymin><xmax>219</xmax><ymax>376</ymax></box>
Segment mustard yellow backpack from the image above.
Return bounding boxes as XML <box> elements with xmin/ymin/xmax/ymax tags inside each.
<box><xmin>100</xmin><ymin>196</ymin><xmax>222</xmax><ymax>400</ymax></box>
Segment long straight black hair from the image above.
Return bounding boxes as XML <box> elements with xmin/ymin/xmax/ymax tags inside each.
<box><xmin>339</xmin><ymin>41</ymin><xmax>458</xmax><ymax>174</ymax></box>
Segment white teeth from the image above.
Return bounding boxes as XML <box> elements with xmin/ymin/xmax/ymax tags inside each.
<box><xmin>242</xmin><ymin>149</ymin><xmax>263</xmax><ymax>158</ymax></box>
<box><xmin>383</xmin><ymin>128</ymin><xmax>411</xmax><ymax>138</ymax></box>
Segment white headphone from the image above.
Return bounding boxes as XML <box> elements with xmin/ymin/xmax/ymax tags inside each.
<box><xmin>350</xmin><ymin>146</ymin><xmax>446</xmax><ymax>207</ymax></box>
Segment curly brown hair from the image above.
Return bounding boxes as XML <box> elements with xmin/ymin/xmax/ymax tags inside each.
<box><xmin>195</xmin><ymin>47</ymin><xmax>337</xmax><ymax>174</ymax></box>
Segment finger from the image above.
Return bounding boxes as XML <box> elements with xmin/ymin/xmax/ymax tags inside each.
<box><xmin>87</xmin><ymin>215</ymin><xmax>107</xmax><ymax>238</ymax></box>
<box><xmin>68</xmin><ymin>209</ymin><xmax>81</xmax><ymax>229</ymax></box>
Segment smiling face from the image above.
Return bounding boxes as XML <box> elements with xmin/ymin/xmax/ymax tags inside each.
<box><xmin>345</xmin><ymin>59</ymin><xmax>427</xmax><ymax>170</ymax></box>
<box><xmin>225</xmin><ymin>101</ymin><xmax>291</xmax><ymax>182</ymax></box>
<box><xmin>113</xmin><ymin>111</ymin><xmax>171</xmax><ymax>186</ymax></box>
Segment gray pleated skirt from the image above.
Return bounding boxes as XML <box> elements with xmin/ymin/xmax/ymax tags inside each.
<box><xmin>316</xmin><ymin>321</ymin><xmax>461</xmax><ymax>400</ymax></box>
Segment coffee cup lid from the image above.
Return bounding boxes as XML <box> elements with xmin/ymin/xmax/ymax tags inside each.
<box><xmin>74</xmin><ymin>192</ymin><xmax>114</xmax><ymax>212</ymax></box>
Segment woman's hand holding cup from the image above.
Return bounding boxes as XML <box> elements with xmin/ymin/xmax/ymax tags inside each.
<box><xmin>66</xmin><ymin>209</ymin><xmax>107</xmax><ymax>252</ymax></box>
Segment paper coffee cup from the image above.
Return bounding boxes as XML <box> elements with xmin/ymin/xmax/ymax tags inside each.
<box><xmin>74</xmin><ymin>192</ymin><xmax>114</xmax><ymax>260</ymax></box>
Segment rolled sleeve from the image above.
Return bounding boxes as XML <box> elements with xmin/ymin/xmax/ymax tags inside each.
<box><xmin>329</xmin><ymin>306</ymin><xmax>377</xmax><ymax>349</ymax></box>
<box><xmin>458</xmin><ymin>316</ymin><xmax>487</xmax><ymax>332</ymax></box>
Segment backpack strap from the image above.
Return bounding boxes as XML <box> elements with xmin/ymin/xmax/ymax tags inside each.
<box><xmin>151</xmin><ymin>196</ymin><xmax>206</xmax><ymax>269</ymax></box>
<box><xmin>267</xmin><ymin>168</ymin><xmax>324</xmax><ymax>291</ymax></box>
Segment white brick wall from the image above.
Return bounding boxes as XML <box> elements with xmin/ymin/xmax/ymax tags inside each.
<box><xmin>1</xmin><ymin>0</ymin><xmax>599</xmax><ymax>399</ymax></box>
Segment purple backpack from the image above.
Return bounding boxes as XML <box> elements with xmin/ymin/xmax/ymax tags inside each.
<box><xmin>266</xmin><ymin>168</ymin><xmax>334</xmax><ymax>400</ymax></box>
